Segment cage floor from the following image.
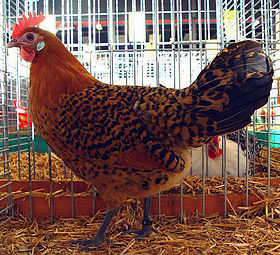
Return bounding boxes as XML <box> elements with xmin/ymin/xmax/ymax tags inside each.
<box><xmin>1</xmin><ymin>149</ymin><xmax>280</xmax><ymax>253</ymax></box>
<box><xmin>1</xmin><ymin>203</ymin><xmax>280</xmax><ymax>255</ymax></box>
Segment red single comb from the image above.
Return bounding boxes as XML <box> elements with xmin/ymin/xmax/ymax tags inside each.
<box><xmin>12</xmin><ymin>12</ymin><xmax>45</xmax><ymax>39</ymax></box>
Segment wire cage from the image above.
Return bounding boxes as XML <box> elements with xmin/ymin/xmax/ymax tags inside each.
<box><xmin>0</xmin><ymin>0</ymin><xmax>280</xmax><ymax>240</ymax></box>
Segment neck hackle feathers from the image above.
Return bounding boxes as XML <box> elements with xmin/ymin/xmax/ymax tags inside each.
<box><xmin>12</xmin><ymin>12</ymin><xmax>45</xmax><ymax>39</ymax></box>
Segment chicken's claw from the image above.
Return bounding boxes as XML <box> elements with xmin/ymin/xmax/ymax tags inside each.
<box><xmin>123</xmin><ymin>224</ymin><xmax>158</xmax><ymax>240</ymax></box>
<box><xmin>69</xmin><ymin>236</ymin><xmax>111</xmax><ymax>252</ymax></box>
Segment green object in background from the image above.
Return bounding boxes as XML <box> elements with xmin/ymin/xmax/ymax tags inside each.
<box><xmin>34</xmin><ymin>135</ymin><xmax>48</xmax><ymax>153</ymax></box>
<box><xmin>0</xmin><ymin>134</ymin><xmax>48</xmax><ymax>153</ymax></box>
<box><xmin>1</xmin><ymin>134</ymin><xmax>29</xmax><ymax>153</ymax></box>
<box><xmin>249</xmin><ymin>130</ymin><xmax>280</xmax><ymax>148</ymax></box>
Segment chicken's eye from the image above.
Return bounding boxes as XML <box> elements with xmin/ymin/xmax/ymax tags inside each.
<box><xmin>26</xmin><ymin>33</ymin><xmax>34</xmax><ymax>41</ymax></box>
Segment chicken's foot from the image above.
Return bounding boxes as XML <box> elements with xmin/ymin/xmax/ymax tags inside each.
<box><xmin>124</xmin><ymin>196</ymin><xmax>158</xmax><ymax>239</ymax></box>
<box><xmin>69</xmin><ymin>208</ymin><xmax>119</xmax><ymax>252</ymax></box>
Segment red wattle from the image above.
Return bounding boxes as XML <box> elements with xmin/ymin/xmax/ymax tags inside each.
<box><xmin>20</xmin><ymin>47</ymin><xmax>35</xmax><ymax>62</ymax></box>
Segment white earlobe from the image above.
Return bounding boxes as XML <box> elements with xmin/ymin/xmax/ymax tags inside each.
<box><xmin>37</xmin><ymin>41</ymin><xmax>45</xmax><ymax>51</ymax></box>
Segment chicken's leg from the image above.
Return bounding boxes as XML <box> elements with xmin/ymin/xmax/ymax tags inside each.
<box><xmin>70</xmin><ymin>208</ymin><xmax>118</xmax><ymax>252</ymax></box>
<box><xmin>125</xmin><ymin>196</ymin><xmax>158</xmax><ymax>239</ymax></box>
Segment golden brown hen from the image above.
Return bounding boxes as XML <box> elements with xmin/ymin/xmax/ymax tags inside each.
<box><xmin>8</xmin><ymin>13</ymin><xmax>273</xmax><ymax>251</ymax></box>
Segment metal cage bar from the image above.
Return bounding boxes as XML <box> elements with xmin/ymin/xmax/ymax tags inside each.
<box><xmin>1</xmin><ymin>0</ymin><xmax>279</xmax><ymax>224</ymax></box>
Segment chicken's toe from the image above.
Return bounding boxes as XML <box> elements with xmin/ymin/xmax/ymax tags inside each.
<box><xmin>124</xmin><ymin>224</ymin><xmax>158</xmax><ymax>239</ymax></box>
<box><xmin>69</xmin><ymin>236</ymin><xmax>111</xmax><ymax>252</ymax></box>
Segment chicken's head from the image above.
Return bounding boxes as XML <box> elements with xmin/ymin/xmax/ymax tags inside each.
<box><xmin>7</xmin><ymin>12</ymin><xmax>46</xmax><ymax>62</ymax></box>
<box><xmin>208</xmin><ymin>136</ymin><xmax>222</xmax><ymax>159</ymax></box>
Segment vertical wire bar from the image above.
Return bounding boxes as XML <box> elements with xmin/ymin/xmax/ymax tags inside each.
<box><xmin>92</xmin><ymin>0</ymin><xmax>96</xmax><ymax>47</ymax></box>
<box><xmin>97</xmin><ymin>0</ymin><xmax>101</xmax><ymax>50</ymax></box>
<box><xmin>115</xmin><ymin>0</ymin><xmax>119</xmax><ymax>47</ymax></box>
<box><xmin>261</xmin><ymin>0</ymin><xmax>265</xmax><ymax>43</ymax></box>
<box><xmin>52</xmin><ymin>0</ymin><xmax>55</xmax><ymax>15</ymax></box>
<box><xmin>92</xmin><ymin>186</ymin><xmax>95</xmax><ymax>216</ymax></box>
<box><xmin>158</xmin><ymin>192</ymin><xmax>161</xmax><ymax>220</ymax></box>
<box><xmin>32</xmin><ymin>124</ymin><xmax>36</xmax><ymax>178</ymax></box>
<box><xmin>124</xmin><ymin>0</ymin><xmax>128</xmax><ymax>84</ymax></box>
<box><xmin>142</xmin><ymin>1</ymin><xmax>146</xmax><ymax>82</ymax></box>
<box><xmin>205</xmin><ymin>144</ymin><xmax>209</xmax><ymax>177</ymax></box>
<box><xmin>44</xmin><ymin>0</ymin><xmax>49</xmax><ymax>15</ymax></box>
<box><xmin>27</xmin><ymin>102</ymin><xmax>33</xmax><ymax>220</ymax></box>
<box><xmin>16</xmin><ymin>85</ymin><xmax>21</xmax><ymax>179</ymax></box>
<box><xmin>15</xmin><ymin>6</ymin><xmax>21</xmax><ymax>180</ymax></box>
<box><xmin>216</xmin><ymin>0</ymin><xmax>225</xmax><ymax>49</ymax></box>
<box><xmin>70</xmin><ymin>0</ymin><xmax>74</xmax><ymax>53</ymax></box>
<box><xmin>153</xmin><ymin>0</ymin><xmax>161</xmax><ymax>220</ymax></box>
<box><xmin>202</xmin><ymin>146</ymin><xmax>205</xmax><ymax>216</ymax></box>
<box><xmin>203</xmin><ymin>0</ymin><xmax>209</xmax><ymax>64</ymax></box>
<box><xmin>2</xmin><ymin>1</ymin><xmax>7</xmax><ymax>179</ymax></box>
<box><xmin>34</xmin><ymin>0</ymin><xmax>38</xmax><ymax>14</ymax></box>
<box><xmin>264</xmin><ymin>0</ymin><xmax>271</xmax><ymax>197</ymax></box>
<box><xmin>2</xmin><ymin>0</ymin><xmax>13</xmax><ymax>216</ymax></box>
<box><xmin>88</xmin><ymin>0</ymin><xmax>92</xmax><ymax>45</ymax></box>
<box><xmin>178</xmin><ymin>0</ymin><xmax>183</xmax><ymax>45</ymax></box>
<box><xmin>61</xmin><ymin>0</ymin><xmax>65</xmax><ymax>43</ymax></box>
<box><xmin>171</xmin><ymin>0</ymin><xmax>176</xmax><ymax>90</ymax></box>
<box><xmin>188</xmin><ymin>0</ymin><xmax>193</xmax><ymax>87</ymax></box>
<box><xmin>130</xmin><ymin>0</ymin><xmax>138</xmax><ymax>213</ymax></box>
<box><xmin>217</xmin><ymin>0</ymin><xmax>226</xmax><ymax>218</ymax></box>
<box><xmin>48</xmin><ymin>146</ymin><xmax>53</xmax><ymax>223</ymax></box>
<box><xmin>170</xmin><ymin>0</ymin><xmax>181</xmax><ymax>223</ymax></box>
<box><xmin>176</xmin><ymin>0</ymin><xmax>184</xmax><ymax>222</ymax></box>
<box><xmin>206</xmin><ymin>0</ymin><xmax>211</xmax><ymax>40</ymax></box>
<box><xmin>251</xmin><ymin>0</ymin><xmax>256</xmax><ymax>40</ymax></box>
<box><xmin>269</xmin><ymin>0</ymin><xmax>273</xmax><ymax>47</ymax></box>
<box><xmin>234</xmin><ymin>0</ymin><xmax>239</xmax><ymax>41</ymax></box>
<box><xmin>69</xmin><ymin>0</ymin><xmax>75</xmax><ymax>219</ymax></box>
<box><xmin>237</xmin><ymin>131</ymin><xmax>240</xmax><ymax>177</ymax></box>
<box><xmin>154</xmin><ymin>0</ymin><xmax>159</xmax><ymax>88</ymax></box>
<box><xmin>268</xmin><ymin>0</ymin><xmax>276</xmax><ymax>198</ymax></box>
<box><xmin>109</xmin><ymin>0</ymin><xmax>114</xmax><ymax>85</ymax></box>
<box><xmin>77</xmin><ymin>0</ymin><xmax>82</xmax><ymax>60</ymax></box>
<box><xmin>240</xmin><ymin>0</ymin><xmax>247</xmax><ymax>39</ymax></box>
<box><xmin>161</xmin><ymin>0</ymin><xmax>165</xmax><ymax>45</ymax></box>
<box><xmin>197</xmin><ymin>0</ymin><xmax>205</xmax><ymax>217</ymax></box>
<box><xmin>222</xmin><ymin>137</ymin><xmax>227</xmax><ymax>218</ymax></box>
<box><xmin>176</xmin><ymin>0</ymin><xmax>182</xmax><ymax>88</ymax></box>
<box><xmin>253</xmin><ymin>112</ymin><xmax>256</xmax><ymax>176</ymax></box>
<box><xmin>246</xmin><ymin>127</ymin><xmax>249</xmax><ymax>206</ymax></box>
<box><xmin>71</xmin><ymin>169</ymin><xmax>74</xmax><ymax>218</ymax></box>
<box><xmin>66</xmin><ymin>0</ymin><xmax>70</xmax><ymax>47</ymax></box>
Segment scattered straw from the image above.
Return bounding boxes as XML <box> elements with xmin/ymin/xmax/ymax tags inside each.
<box><xmin>1</xmin><ymin>203</ymin><xmax>280</xmax><ymax>254</ymax></box>
<box><xmin>0</xmin><ymin>149</ymin><xmax>279</xmax><ymax>253</ymax></box>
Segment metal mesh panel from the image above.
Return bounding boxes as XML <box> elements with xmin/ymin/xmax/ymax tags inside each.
<box><xmin>0</xmin><ymin>0</ymin><xmax>13</xmax><ymax>225</ymax></box>
<box><xmin>1</xmin><ymin>0</ymin><xmax>279</xmax><ymax>223</ymax></box>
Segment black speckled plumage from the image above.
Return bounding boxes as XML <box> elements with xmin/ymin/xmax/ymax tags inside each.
<box><xmin>226</xmin><ymin>129</ymin><xmax>262</xmax><ymax>158</ymax></box>
<box><xmin>26</xmin><ymin>33</ymin><xmax>273</xmax><ymax>209</ymax></box>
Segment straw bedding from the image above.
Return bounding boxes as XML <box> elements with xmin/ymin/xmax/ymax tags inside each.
<box><xmin>1</xmin><ymin>149</ymin><xmax>280</xmax><ymax>254</ymax></box>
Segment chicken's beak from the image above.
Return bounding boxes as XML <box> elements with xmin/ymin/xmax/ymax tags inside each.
<box><xmin>7</xmin><ymin>39</ymin><xmax>23</xmax><ymax>48</ymax></box>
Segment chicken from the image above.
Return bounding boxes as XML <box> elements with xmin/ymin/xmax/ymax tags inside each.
<box><xmin>7</xmin><ymin>13</ymin><xmax>273</xmax><ymax>251</ymax></box>
<box><xmin>191</xmin><ymin>130</ymin><xmax>262</xmax><ymax>177</ymax></box>
<box><xmin>191</xmin><ymin>136</ymin><xmax>247</xmax><ymax>177</ymax></box>
<box><xmin>226</xmin><ymin>128</ymin><xmax>262</xmax><ymax>158</ymax></box>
